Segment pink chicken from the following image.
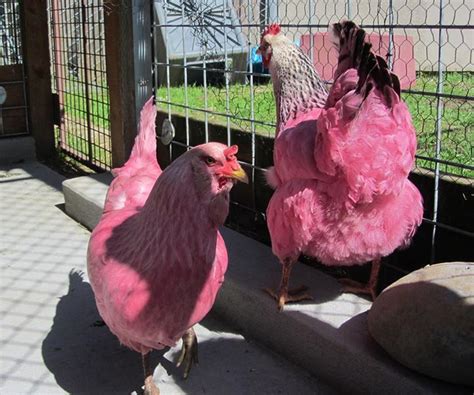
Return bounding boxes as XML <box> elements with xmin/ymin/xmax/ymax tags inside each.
<box><xmin>260</xmin><ymin>21</ymin><xmax>424</xmax><ymax>310</ymax></box>
<box><xmin>87</xmin><ymin>98</ymin><xmax>248</xmax><ymax>394</ymax></box>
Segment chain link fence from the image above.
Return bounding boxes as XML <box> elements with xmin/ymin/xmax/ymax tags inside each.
<box><xmin>48</xmin><ymin>0</ymin><xmax>111</xmax><ymax>170</ymax></box>
<box><xmin>153</xmin><ymin>0</ymin><xmax>473</xmax><ymax>277</ymax></box>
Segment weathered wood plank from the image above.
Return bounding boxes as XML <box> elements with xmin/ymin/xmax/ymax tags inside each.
<box><xmin>104</xmin><ymin>0</ymin><xmax>135</xmax><ymax>168</ymax></box>
<box><xmin>0</xmin><ymin>64</ymin><xmax>23</xmax><ymax>82</ymax></box>
<box><xmin>1</xmin><ymin>82</ymin><xmax>26</xmax><ymax>108</ymax></box>
<box><xmin>1</xmin><ymin>108</ymin><xmax>27</xmax><ymax>136</ymax></box>
<box><xmin>104</xmin><ymin>0</ymin><xmax>152</xmax><ymax>168</ymax></box>
<box><xmin>21</xmin><ymin>0</ymin><xmax>55</xmax><ymax>160</ymax></box>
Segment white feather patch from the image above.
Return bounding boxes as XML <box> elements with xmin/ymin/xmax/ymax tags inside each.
<box><xmin>265</xmin><ymin>166</ymin><xmax>281</xmax><ymax>189</ymax></box>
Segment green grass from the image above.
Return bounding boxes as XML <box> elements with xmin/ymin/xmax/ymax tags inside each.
<box><xmin>59</xmin><ymin>73</ymin><xmax>473</xmax><ymax>177</ymax></box>
<box><xmin>58</xmin><ymin>79</ymin><xmax>112</xmax><ymax>168</ymax></box>
<box><xmin>156</xmin><ymin>72</ymin><xmax>473</xmax><ymax>178</ymax></box>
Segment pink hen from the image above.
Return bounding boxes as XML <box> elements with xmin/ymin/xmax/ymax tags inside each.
<box><xmin>264</xmin><ymin>21</ymin><xmax>423</xmax><ymax>309</ymax></box>
<box><xmin>87</xmin><ymin>98</ymin><xmax>248</xmax><ymax>394</ymax></box>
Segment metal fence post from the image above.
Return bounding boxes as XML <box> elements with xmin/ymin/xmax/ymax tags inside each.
<box><xmin>387</xmin><ymin>0</ymin><xmax>394</xmax><ymax>70</ymax></box>
<box><xmin>104</xmin><ymin>0</ymin><xmax>153</xmax><ymax>168</ymax></box>
<box><xmin>132</xmin><ymin>0</ymin><xmax>153</xmax><ymax>117</ymax></box>
<box><xmin>431</xmin><ymin>0</ymin><xmax>446</xmax><ymax>263</ymax></box>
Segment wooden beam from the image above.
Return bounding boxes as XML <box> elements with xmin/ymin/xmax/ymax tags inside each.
<box><xmin>104</xmin><ymin>0</ymin><xmax>153</xmax><ymax>168</ymax></box>
<box><xmin>21</xmin><ymin>0</ymin><xmax>55</xmax><ymax>160</ymax></box>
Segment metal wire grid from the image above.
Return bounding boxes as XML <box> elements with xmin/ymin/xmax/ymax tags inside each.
<box><xmin>152</xmin><ymin>0</ymin><xmax>473</xmax><ymax>265</ymax></box>
<box><xmin>49</xmin><ymin>0</ymin><xmax>111</xmax><ymax>170</ymax></box>
<box><xmin>0</xmin><ymin>0</ymin><xmax>29</xmax><ymax>136</ymax></box>
<box><xmin>0</xmin><ymin>0</ymin><xmax>22</xmax><ymax>66</ymax></box>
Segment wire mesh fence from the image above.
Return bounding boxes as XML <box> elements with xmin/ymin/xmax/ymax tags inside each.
<box><xmin>0</xmin><ymin>0</ymin><xmax>29</xmax><ymax>136</ymax></box>
<box><xmin>154</xmin><ymin>0</ymin><xmax>473</xmax><ymax>174</ymax></box>
<box><xmin>0</xmin><ymin>0</ymin><xmax>22</xmax><ymax>66</ymax></box>
<box><xmin>48</xmin><ymin>0</ymin><xmax>111</xmax><ymax>170</ymax></box>
<box><xmin>152</xmin><ymin>0</ymin><xmax>473</xmax><ymax>276</ymax></box>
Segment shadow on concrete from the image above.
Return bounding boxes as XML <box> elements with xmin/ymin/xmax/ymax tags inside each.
<box><xmin>41</xmin><ymin>271</ymin><xmax>170</xmax><ymax>395</ymax></box>
<box><xmin>0</xmin><ymin>162</ymin><xmax>65</xmax><ymax>192</ymax></box>
<box><xmin>41</xmin><ymin>271</ymin><xmax>324</xmax><ymax>395</ymax></box>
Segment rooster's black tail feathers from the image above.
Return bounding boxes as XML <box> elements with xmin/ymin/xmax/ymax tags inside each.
<box><xmin>331</xmin><ymin>20</ymin><xmax>401</xmax><ymax>103</ymax></box>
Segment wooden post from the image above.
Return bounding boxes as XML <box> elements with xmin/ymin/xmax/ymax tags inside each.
<box><xmin>21</xmin><ymin>0</ymin><xmax>55</xmax><ymax>160</ymax></box>
<box><xmin>104</xmin><ymin>0</ymin><xmax>152</xmax><ymax>168</ymax></box>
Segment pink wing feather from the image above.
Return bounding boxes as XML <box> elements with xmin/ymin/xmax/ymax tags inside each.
<box><xmin>315</xmin><ymin>22</ymin><xmax>417</xmax><ymax>206</ymax></box>
<box><xmin>103</xmin><ymin>97</ymin><xmax>162</xmax><ymax>212</ymax></box>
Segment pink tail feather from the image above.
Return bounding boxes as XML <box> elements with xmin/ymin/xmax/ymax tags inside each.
<box><xmin>113</xmin><ymin>96</ymin><xmax>159</xmax><ymax>176</ymax></box>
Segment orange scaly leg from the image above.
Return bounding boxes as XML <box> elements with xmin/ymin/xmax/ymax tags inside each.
<box><xmin>264</xmin><ymin>258</ymin><xmax>313</xmax><ymax>311</ymax></box>
<box><xmin>339</xmin><ymin>258</ymin><xmax>381</xmax><ymax>300</ymax></box>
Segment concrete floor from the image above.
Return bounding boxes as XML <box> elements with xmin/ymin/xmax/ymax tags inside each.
<box><xmin>0</xmin><ymin>161</ymin><xmax>334</xmax><ymax>395</ymax></box>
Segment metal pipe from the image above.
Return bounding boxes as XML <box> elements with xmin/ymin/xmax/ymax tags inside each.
<box><xmin>308</xmin><ymin>0</ymin><xmax>314</xmax><ymax>64</ymax></box>
<box><xmin>180</xmin><ymin>2</ymin><xmax>189</xmax><ymax>149</ymax></box>
<box><xmin>222</xmin><ymin>0</ymin><xmax>231</xmax><ymax>145</ymax></box>
<box><xmin>163</xmin><ymin>0</ymin><xmax>171</xmax><ymax>120</ymax></box>
<box><xmin>202</xmin><ymin>8</ymin><xmax>209</xmax><ymax>143</ymax></box>
<box><xmin>248</xmin><ymin>0</ymin><xmax>256</xmax><ymax>209</ymax></box>
<box><xmin>152</xmin><ymin>22</ymin><xmax>473</xmax><ymax>30</ymax></box>
<box><xmin>387</xmin><ymin>0</ymin><xmax>394</xmax><ymax>70</ymax></box>
<box><xmin>81</xmin><ymin>0</ymin><xmax>93</xmax><ymax>164</ymax></box>
<box><xmin>431</xmin><ymin>0</ymin><xmax>446</xmax><ymax>263</ymax></box>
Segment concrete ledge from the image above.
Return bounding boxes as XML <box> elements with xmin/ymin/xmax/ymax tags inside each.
<box><xmin>63</xmin><ymin>174</ymin><xmax>471</xmax><ymax>395</ymax></box>
<box><xmin>62</xmin><ymin>172</ymin><xmax>113</xmax><ymax>230</ymax></box>
<box><xmin>0</xmin><ymin>136</ymin><xmax>36</xmax><ymax>164</ymax></box>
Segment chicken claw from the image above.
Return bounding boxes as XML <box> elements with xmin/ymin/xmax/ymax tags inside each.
<box><xmin>339</xmin><ymin>278</ymin><xmax>377</xmax><ymax>300</ymax></box>
<box><xmin>338</xmin><ymin>259</ymin><xmax>381</xmax><ymax>301</ymax></box>
<box><xmin>143</xmin><ymin>377</ymin><xmax>160</xmax><ymax>395</ymax></box>
<box><xmin>176</xmin><ymin>327</ymin><xmax>199</xmax><ymax>379</ymax></box>
<box><xmin>263</xmin><ymin>285</ymin><xmax>313</xmax><ymax>311</ymax></box>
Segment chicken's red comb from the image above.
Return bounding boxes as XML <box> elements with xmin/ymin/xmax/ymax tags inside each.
<box><xmin>261</xmin><ymin>23</ymin><xmax>281</xmax><ymax>38</ymax></box>
<box><xmin>224</xmin><ymin>145</ymin><xmax>238</xmax><ymax>159</ymax></box>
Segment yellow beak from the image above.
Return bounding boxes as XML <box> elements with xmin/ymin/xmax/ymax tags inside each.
<box><xmin>230</xmin><ymin>166</ymin><xmax>249</xmax><ymax>184</ymax></box>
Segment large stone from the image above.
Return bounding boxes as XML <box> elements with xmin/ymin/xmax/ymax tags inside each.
<box><xmin>368</xmin><ymin>262</ymin><xmax>474</xmax><ymax>386</ymax></box>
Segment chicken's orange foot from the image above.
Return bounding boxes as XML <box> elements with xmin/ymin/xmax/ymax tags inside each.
<box><xmin>338</xmin><ymin>278</ymin><xmax>377</xmax><ymax>301</ymax></box>
<box><xmin>143</xmin><ymin>376</ymin><xmax>160</xmax><ymax>395</ymax></box>
<box><xmin>142</xmin><ymin>352</ymin><xmax>160</xmax><ymax>395</ymax></box>
<box><xmin>263</xmin><ymin>285</ymin><xmax>313</xmax><ymax>311</ymax></box>
<box><xmin>176</xmin><ymin>327</ymin><xmax>198</xmax><ymax>379</ymax></box>
<box><xmin>338</xmin><ymin>258</ymin><xmax>381</xmax><ymax>301</ymax></box>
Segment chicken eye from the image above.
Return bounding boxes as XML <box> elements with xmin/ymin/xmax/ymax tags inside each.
<box><xmin>205</xmin><ymin>156</ymin><xmax>216</xmax><ymax>165</ymax></box>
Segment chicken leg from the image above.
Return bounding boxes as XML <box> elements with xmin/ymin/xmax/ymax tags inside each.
<box><xmin>142</xmin><ymin>352</ymin><xmax>159</xmax><ymax>395</ymax></box>
<box><xmin>338</xmin><ymin>258</ymin><xmax>381</xmax><ymax>300</ymax></box>
<box><xmin>176</xmin><ymin>327</ymin><xmax>199</xmax><ymax>379</ymax></box>
<box><xmin>264</xmin><ymin>258</ymin><xmax>313</xmax><ymax>311</ymax></box>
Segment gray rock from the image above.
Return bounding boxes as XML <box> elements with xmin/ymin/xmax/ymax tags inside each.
<box><xmin>368</xmin><ymin>262</ymin><xmax>474</xmax><ymax>387</ymax></box>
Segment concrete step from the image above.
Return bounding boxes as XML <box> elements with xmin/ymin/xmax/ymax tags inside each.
<box><xmin>63</xmin><ymin>173</ymin><xmax>471</xmax><ymax>395</ymax></box>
